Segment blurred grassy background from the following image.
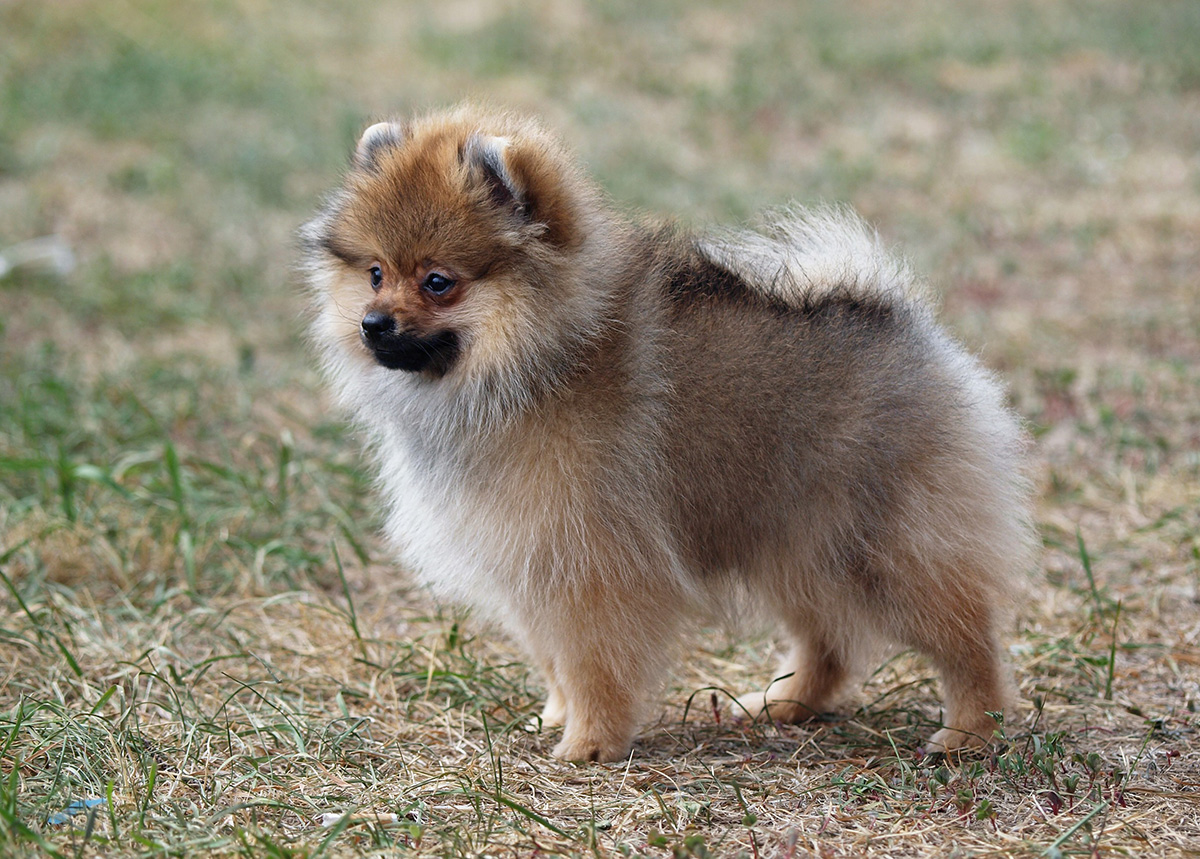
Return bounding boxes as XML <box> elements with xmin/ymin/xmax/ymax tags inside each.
<box><xmin>1</xmin><ymin>1</ymin><xmax>1198</xmax><ymax>856</ymax></box>
<box><xmin>3</xmin><ymin>0</ymin><xmax>1196</xmax><ymax>597</ymax></box>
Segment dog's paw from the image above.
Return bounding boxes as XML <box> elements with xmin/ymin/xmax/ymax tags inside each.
<box><xmin>539</xmin><ymin>690</ymin><xmax>567</xmax><ymax>728</ymax></box>
<box><xmin>730</xmin><ymin>690</ymin><xmax>820</xmax><ymax>724</ymax></box>
<box><xmin>924</xmin><ymin>721</ymin><xmax>995</xmax><ymax>755</ymax></box>
<box><xmin>552</xmin><ymin>735</ymin><xmax>631</xmax><ymax>763</ymax></box>
<box><xmin>730</xmin><ymin>691</ymin><xmax>770</xmax><ymax>722</ymax></box>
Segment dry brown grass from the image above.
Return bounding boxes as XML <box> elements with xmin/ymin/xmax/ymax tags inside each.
<box><xmin>2</xmin><ymin>0</ymin><xmax>1198</xmax><ymax>856</ymax></box>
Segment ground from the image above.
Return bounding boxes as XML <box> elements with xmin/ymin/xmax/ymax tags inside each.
<box><xmin>1</xmin><ymin>0</ymin><xmax>1198</xmax><ymax>856</ymax></box>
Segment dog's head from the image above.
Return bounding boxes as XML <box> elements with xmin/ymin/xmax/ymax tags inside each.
<box><xmin>303</xmin><ymin>106</ymin><xmax>592</xmax><ymax>381</ymax></box>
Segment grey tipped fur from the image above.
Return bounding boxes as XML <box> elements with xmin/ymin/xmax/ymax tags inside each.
<box><xmin>305</xmin><ymin>107</ymin><xmax>1035</xmax><ymax>762</ymax></box>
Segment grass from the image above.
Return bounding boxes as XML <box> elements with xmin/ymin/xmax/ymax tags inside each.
<box><xmin>2</xmin><ymin>0</ymin><xmax>1199</xmax><ymax>855</ymax></box>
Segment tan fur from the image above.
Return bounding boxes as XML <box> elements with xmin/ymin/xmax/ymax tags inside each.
<box><xmin>301</xmin><ymin>104</ymin><xmax>1034</xmax><ymax>763</ymax></box>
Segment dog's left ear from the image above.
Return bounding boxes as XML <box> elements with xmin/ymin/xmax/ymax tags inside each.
<box><xmin>463</xmin><ymin>134</ymin><xmax>523</xmax><ymax>214</ymax></box>
<box><xmin>464</xmin><ymin>133</ymin><xmax>581</xmax><ymax>249</ymax></box>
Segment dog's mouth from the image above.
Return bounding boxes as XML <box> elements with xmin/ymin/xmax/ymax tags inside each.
<box><xmin>365</xmin><ymin>329</ymin><xmax>460</xmax><ymax>376</ymax></box>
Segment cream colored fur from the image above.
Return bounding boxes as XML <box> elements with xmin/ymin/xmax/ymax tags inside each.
<box><xmin>302</xmin><ymin>106</ymin><xmax>1034</xmax><ymax>762</ymax></box>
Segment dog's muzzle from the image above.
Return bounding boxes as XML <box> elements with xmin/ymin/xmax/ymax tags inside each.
<box><xmin>360</xmin><ymin>312</ymin><xmax>459</xmax><ymax>375</ymax></box>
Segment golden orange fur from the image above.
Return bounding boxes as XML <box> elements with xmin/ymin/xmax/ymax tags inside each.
<box><xmin>302</xmin><ymin>105</ymin><xmax>1034</xmax><ymax>762</ymax></box>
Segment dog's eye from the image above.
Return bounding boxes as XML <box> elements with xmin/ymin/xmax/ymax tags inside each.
<box><xmin>422</xmin><ymin>272</ymin><xmax>456</xmax><ymax>295</ymax></box>
<box><xmin>368</xmin><ymin>265</ymin><xmax>383</xmax><ymax>290</ymax></box>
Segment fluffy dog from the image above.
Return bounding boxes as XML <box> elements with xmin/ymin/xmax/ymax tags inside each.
<box><xmin>302</xmin><ymin>105</ymin><xmax>1033</xmax><ymax>762</ymax></box>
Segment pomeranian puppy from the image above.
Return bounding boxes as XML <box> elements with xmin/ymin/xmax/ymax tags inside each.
<box><xmin>302</xmin><ymin>105</ymin><xmax>1033</xmax><ymax>763</ymax></box>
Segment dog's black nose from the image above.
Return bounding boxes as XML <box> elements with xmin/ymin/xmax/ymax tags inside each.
<box><xmin>361</xmin><ymin>311</ymin><xmax>394</xmax><ymax>340</ymax></box>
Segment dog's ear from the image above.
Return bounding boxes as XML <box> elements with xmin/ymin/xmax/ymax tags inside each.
<box><xmin>463</xmin><ymin>133</ymin><xmax>581</xmax><ymax>249</ymax></box>
<box><xmin>354</xmin><ymin>121</ymin><xmax>404</xmax><ymax>171</ymax></box>
<box><xmin>463</xmin><ymin>134</ymin><xmax>522</xmax><ymax>213</ymax></box>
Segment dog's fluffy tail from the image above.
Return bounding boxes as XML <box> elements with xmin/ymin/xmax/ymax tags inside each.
<box><xmin>698</xmin><ymin>205</ymin><xmax>930</xmax><ymax>311</ymax></box>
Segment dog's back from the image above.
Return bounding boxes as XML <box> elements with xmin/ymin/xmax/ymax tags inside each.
<box><xmin>641</xmin><ymin>210</ymin><xmax>1031</xmax><ymax>750</ymax></box>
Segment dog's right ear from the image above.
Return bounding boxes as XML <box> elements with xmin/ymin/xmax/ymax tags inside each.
<box><xmin>354</xmin><ymin>121</ymin><xmax>403</xmax><ymax>171</ymax></box>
